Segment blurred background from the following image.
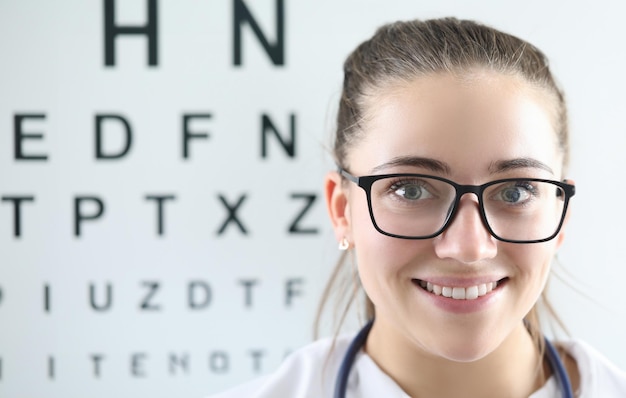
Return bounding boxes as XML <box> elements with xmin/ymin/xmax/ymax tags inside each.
<box><xmin>0</xmin><ymin>1</ymin><xmax>624</xmax><ymax>397</ymax></box>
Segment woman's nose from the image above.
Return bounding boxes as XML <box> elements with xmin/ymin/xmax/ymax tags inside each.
<box><xmin>433</xmin><ymin>195</ymin><xmax>498</xmax><ymax>263</ymax></box>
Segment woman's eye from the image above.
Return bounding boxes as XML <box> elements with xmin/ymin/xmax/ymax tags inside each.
<box><xmin>497</xmin><ymin>184</ymin><xmax>535</xmax><ymax>203</ymax></box>
<box><xmin>393</xmin><ymin>183</ymin><xmax>432</xmax><ymax>200</ymax></box>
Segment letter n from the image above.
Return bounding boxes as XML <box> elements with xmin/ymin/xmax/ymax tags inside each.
<box><xmin>233</xmin><ymin>0</ymin><xmax>285</xmax><ymax>66</ymax></box>
<box><xmin>261</xmin><ymin>113</ymin><xmax>296</xmax><ymax>158</ymax></box>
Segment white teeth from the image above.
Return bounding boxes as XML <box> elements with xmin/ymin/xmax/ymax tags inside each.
<box><xmin>417</xmin><ymin>279</ymin><xmax>501</xmax><ymax>300</ymax></box>
<box><xmin>466</xmin><ymin>286</ymin><xmax>479</xmax><ymax>300</ymax></box>
<box><xmin>452</xmin><ymin>287</ymin><xmax>465</xmax><ymax>299</ymax></box>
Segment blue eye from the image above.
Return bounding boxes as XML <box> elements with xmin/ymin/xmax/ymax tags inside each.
<box><xmin>389</xmin><ymin>180</ymin><xmax>435</xmax><ymax>201</ymax></box>
<box><xmin>501</xmin><ymin>187</ymin><xmax>524</xmax><ymax>202</ymax></box>
<box><xmin>396</xmin><ymin>184</ymin><xmax>423</xmax><ymax>200</ymax></box>
<box><xmin>497</xmin><ymin>182</ymin><xmax>536</xmax><ymax>204</ymax></box>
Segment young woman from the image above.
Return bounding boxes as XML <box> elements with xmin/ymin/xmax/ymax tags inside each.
<box><xmin>211</xmin><ymin>17</ymin><xmax>626</xmax><ymax>397</ymax></box>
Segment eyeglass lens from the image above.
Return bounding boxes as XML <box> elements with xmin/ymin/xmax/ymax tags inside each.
<box><xmin>368</xmin><ymin>176</ymin><xmax>566</xmax><ymax>241</ymax></box>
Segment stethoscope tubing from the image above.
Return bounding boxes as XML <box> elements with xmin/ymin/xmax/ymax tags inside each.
<box><xmin>334</xmin><ymin>320</ymin><xmax>574</xmax><ymax>398</ymax></box>
<box><xmin>333</xmin><ymin>320</ymin><xmax>374</xmax><ymax>398</ymax></box>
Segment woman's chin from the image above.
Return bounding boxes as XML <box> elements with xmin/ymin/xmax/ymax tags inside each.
<box><xmin>421</xmin><ymin>336</ymin><xmax>500</xmax><ymax>363</ymax></box>
<box><xmin>436</xmin><ymin>347</ymin><xmax>493</xmax><ymax>363</ymax></box>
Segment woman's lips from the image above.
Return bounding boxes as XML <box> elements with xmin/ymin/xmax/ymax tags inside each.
<box><xmin>413</xmin><ymin>278</ymin><xmax>508</xmax><ymax>300</ymax></box>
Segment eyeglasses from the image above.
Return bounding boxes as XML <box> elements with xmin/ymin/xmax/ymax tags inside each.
<box><xmin>339</xmin><ymin>168</ymin><xmax>575</xmax><ymax>244</ymax></box>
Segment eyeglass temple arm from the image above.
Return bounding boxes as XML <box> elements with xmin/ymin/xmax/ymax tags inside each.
<box><xmin>557</xmin><ymin>182</ymin><xmax>576</xmax><ymax>198</ymax></box>
<box><xmin>337</xmin><ymin>167</ymin><xmax>359</xmax><ymax>184</ymax></box>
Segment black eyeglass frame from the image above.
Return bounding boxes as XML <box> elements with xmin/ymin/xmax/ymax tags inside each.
<box><xmin>339</xmin><ymin>168</ymin><xmax>576</xmax><ymax>244</ymax></box>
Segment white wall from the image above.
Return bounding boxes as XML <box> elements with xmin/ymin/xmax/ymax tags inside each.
<box><xmin>0</xmin><ymin>1</ymin><xmax>624</xmax><ymax>397</ymax></box>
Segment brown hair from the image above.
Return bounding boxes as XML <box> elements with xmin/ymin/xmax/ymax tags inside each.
<box><xmin>315</xmin><ymin>17</ymin><xmax>569</xmax><ymax>362</ymax></box>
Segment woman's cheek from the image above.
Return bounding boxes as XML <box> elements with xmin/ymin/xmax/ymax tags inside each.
<box><xmin>505</xmin><ymin>242</ymin><xmax>555</xmax><ymax>301</ymax></box>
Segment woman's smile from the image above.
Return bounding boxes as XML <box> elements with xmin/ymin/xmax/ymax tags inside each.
<box><xmin>413</xmin><ymin>277</ymin><xmax>506</xmax><ymax>300</ymax></box>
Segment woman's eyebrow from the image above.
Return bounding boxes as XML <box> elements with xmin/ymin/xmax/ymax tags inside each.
<box><xmin>489</xmin><ymin>158</ymin><xmax>554</xmax><ymax>175</ymax></box>
<box><xmin>370</xmin><ymin>156</ymin><xmax>451</xmax><ymax>174</ymax></box>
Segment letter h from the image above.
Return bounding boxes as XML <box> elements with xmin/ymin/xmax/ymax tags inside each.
<box><xmin>103</xmin><ymin>0</ymin><xmax>158</xmax><ymax>66</ymax></box>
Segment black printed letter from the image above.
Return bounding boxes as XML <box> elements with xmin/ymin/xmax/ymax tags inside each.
<box><xmin>44</xmin><ymin>283</ymin><xmax>51</xmax><ymax>313</ymax></box>
<box><xmin>168</xmin><ymin>353</ymin><xmax>190</xmax><ymax>375</ymax></box>
<box><xmin>238</xmin><ymin>279</ymin><xmax>259</xmax><ymax>308</ymax></box>
<box><xmin>188</xmin><ymin>281</ymin><xmax>212</xmax><ymax>310</ymax></box>
<box><xmin>75</xmin><ymin>197</ymin><xmax>105</xmax><ymax>237</ymax></box>
<box><xmin>288</xmin><ymin>193</ymin><xmax>318</xmax><ymax>235</ymax></box>
<box><xmin>145</xmin><ymin>195</ymin><xmax>176</xmax><ymax>235</ymax></box>
<box><xmin>1</xmin><ymin>196</ymin><xmax>35</xmax><ymax>238</ymax></box>
<box><xmin>131</xmin><ymin>353</ymin><xmax>147</xmax><ymax>377</ymax></box>
<box><xmin>104</xmin><ymin>0</ymin><xmax>158</xmax><ymax>66</ymax></box>
<box><xmin>139</xmin><ymin>281</ymin><xmax>161</xmax><ymax>311</ymax></box>
<box><xmin>48</xmin><ymin>356</ymin><xmax>55</xmax><ymax>379</ymax></box>
<box><xmin>261</xmin><ymin>113</ymin><xmax>296</xmax><ymax>158</ymax></box>
<box><xmin>182</xmin><ymin>113</ymin><xmax>211</xmax><ymax>159</ymax></box>
<box><xmin>285</xmin><ymin>278</ymin><xmax>303</xmax><ymax>307</ymax></box>
<box><xmin>95</xmin><ymin>114</ymin><xmax>133</xmax><ymax>159</ymax></box>
<box><xmin>209</xmin><ymin>352</ymin><xmax>229</xmax><ymax>374</ymax></box>
<box><xmin>216</xmin><ymin>194</ymin><xmax>249</xmax><ymax>235</ymax></box>
<box><xmin>90</xmin><ymin>354</ymin><xmax>105</xmax><ymax>378</ymax></box>
<box><xmin>233</xmin><ymin>0</ymin><xmax>285</xmax><ymax>66</ymax></box>
<box><xmin>248</xmin><ymin>350</ymin><xmax>265</xmax><ymax>373</ymax></box>
<box><xmin>89</xmin><ymin>282</ymin><xmax>113</xmax><ymax>312</ymax></box>
<box><xmin>14</xmin><ymin>114</ymin><xmax>48</xmax><ymax>161</ymax></box>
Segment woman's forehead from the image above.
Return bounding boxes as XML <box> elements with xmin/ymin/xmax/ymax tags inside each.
<box><xmin>349</xmin><ymin>72</ymin><xmax>562</xmax><ymax>177</ymax></box>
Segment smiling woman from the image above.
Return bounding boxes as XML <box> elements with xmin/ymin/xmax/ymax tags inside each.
<box><xmin>208</xmin><ymin>17</ymin><xmax>626</xmax><ymax>398</ymax></box>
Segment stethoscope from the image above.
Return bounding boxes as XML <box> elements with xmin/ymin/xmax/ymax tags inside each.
<box><xmin>334</xmin><ymin>320</ymin><xmax>574</xmax><ymax>398</ymax></box>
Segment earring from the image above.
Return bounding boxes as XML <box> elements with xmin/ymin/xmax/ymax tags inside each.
<box><xmin>338</xmin><ymin>237</ymin><xmax>350</xmax><ymax>251</ymax></box>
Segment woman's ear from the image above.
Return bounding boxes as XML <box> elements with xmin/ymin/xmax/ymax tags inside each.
<box><xmin>324</xmin><ymin>171</ymin><xmax>351</xmax><ymax>243</ymax></box>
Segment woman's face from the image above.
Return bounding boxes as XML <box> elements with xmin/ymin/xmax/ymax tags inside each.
<box><xmin>329</xmin><ymin>71</ymin><xmax>568</xmax><ymax>362</ymax></box>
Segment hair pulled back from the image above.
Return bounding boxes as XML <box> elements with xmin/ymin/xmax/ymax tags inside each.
<box><xmin>334</xmin><ymin>17</ymin><xmax>568</xmax><ymax>170</ymax></box>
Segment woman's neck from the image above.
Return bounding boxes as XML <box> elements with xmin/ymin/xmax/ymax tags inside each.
<box><xmin>365</xmin><ymin>319</ymin><xmax>547</xmax><ymax>398</ymax></box>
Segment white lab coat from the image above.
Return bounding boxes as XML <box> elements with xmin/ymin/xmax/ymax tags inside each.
<box><xmin>208</xmin><ymin>333</ymin><xmax>626</xmax><ymax>397</ymax></box>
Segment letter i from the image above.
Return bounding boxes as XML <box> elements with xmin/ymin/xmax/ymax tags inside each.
<box><xmin>44</xmin><ymin>283</ymin><xmax>50</xmax><ymax>313</ymax></box>
<box><xmin>48</xmin><ymin>356</ymin><xmax>55</xmax><ymax>380</ymax></box>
